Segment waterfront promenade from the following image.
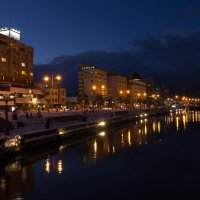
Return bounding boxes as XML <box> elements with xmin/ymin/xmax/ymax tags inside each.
<box><xmin>0</xmin><ymin>109</ymin><xmax>143</xmax><ymax>138</ymax></box>
<box><xmin>0</xmin><ymin>108</ymin><xmax>168</xmax><ymax>157</ymax></box>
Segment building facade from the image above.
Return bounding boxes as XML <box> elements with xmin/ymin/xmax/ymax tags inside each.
<box><xmin>142</xmin><ymin>78</ymin><xmax>155</xmax><ymax>99</ymax></box>
<box><xmin>107</xmin><ymin>74</ymin><xmax>127</xmax><ymax>103</ymax></box>
<box><xmin>78</xmin><ymin>64</ymin><xmax>107</xmax><ymax>100</ymax></box>
<box><xmin>128</xmin><ymin>74</ymin><xmax>147</xmax><ymax>107</ymax></box>
<box><xmin>35</xmin><ymin>82</ymin><xmax>67</xmax><ymax>108</ymax></box>
<box><xmin>0</xmin><ymin>28</ymin><xmax>34</xmax><ymax>88</ymax></box>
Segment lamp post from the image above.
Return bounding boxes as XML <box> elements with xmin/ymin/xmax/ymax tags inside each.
<box><xmin>0</xmin><ymin>94</ymin><xmax>15</xmax><ymax>135</ymax></box>
<box><xmin>44</xmin><ymin>74</ymin><xmax>62</xmax><ymax>109</ymax></box>
<box><xmin>101</xmin><ymin>85</ymin><xmax>106</xmax><ymax>109</ymax></box>
<box><xmin>92</xmin><ymin>85</ymin><xmax>96</xmax><ymax>108</ymax></box>
<box><xmin>119</xmin><ymin>90</ymin><xmax>124</xmax><ymax>109</ymax></box>
<box><xmin>126</xmin><ymin>90</ymin><xmax>130</xmax><ymax>109</ymax></box>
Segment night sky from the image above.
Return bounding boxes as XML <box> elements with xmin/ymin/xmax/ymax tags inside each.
<box><xmin>1</xmin><ymin>0</ymin><xmax>200</xmax><ymax>95</ymax></box>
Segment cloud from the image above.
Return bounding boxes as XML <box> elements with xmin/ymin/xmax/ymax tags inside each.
<box><xmin>34</xmin><ymin>32</ymin><xmax>200</xmax><ymax>96</ymax></box>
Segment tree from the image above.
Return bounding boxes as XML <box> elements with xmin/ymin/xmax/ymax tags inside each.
<box><xmin>95</xmin><ymin>94</ymin><xmax>104</xmax><ymax>110</ymax></box>
<box><xmin>77</xmin><ymin>93</ymin><xmax>89</xmax><ymax>110</ymax></box>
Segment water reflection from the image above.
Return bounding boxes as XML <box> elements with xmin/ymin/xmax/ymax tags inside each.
<box><xmin>0</xmin><ymin>161</ymin><xmax>35</xmax><ymax>200</ymax></box>
<box><xmin>45</xmin><ymin>158</ymin><xmax>63</xmax><ymax>175</ymax></box>
<box><xmin>0</xmin><ymin>110</ymin><xmax>200</xmax><ymax>199</ymax></box>
<box><xmin>79</xmin><ymin>110</ymin><xmax>200</xmax><ymax>166</ymax></box>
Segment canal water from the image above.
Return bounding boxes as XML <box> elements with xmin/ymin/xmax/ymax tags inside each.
<box><xmin>1</xmin><ymin>110</ymin><xmax>200</xmax><ymax>200</ymax></box>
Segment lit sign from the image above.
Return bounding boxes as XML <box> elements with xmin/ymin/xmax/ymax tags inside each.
<box><xmin>81</xmin><ymin>66</ymin><xmax>96</xmax><ymax>70</ymax></box>
<box><xmin>0</xmin><ymin>27</ymin><xmax>21</xmax><ymax>41</ymax></box>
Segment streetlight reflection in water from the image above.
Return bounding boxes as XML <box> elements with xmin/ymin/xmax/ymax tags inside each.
<box><xmin>1</xmin><ymin>110</ymin><xmax>200</xmax><ymax>200</ymax></box>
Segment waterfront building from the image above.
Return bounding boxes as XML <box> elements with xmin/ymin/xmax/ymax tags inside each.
<box><xmin>35</xmin><ymin>80</ymin><xmax>67</xmax><ymax>108</ymax></box>
<box><xmin>107</xmin><ymin>72</ymin><xmax>127</xmax><ymax>106</ymax></box>
<box><xmin>128</xmin><ymin>73</ymin><xmax>147</xmax><ymax>107</ymax></box>
<box><xmin>78</xmin><ymin>64</ymin><xmax>107</xmax><ymax>101</ymax></box>
<box><xmin>0</xmin><ymin>86</ymin><xmax>46</xmax><ymax>109</ymax></box>
<box><xmin>155</xmin><ymin>85</ymin><xmax>169</xmax><ymax>101</ymax></box>
<box><xmin>142</xmin><ymin>78</ymin><xmax>155</xmax><ymax>99</ymax></box>
<box><xmin>0</xmin><ymin>28</ymin><xmax>34</xmax><ymax>88</ymax></box>
<box><xmin>0</xmin><ymin>27</ymin><xmax>47</xmax><ymax>109</ymax></box>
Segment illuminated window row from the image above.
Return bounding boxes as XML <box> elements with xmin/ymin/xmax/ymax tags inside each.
<box><xmin>22</xmin><ymin>71</ymin><xmax>33</xmax><ymax>76</ymax></box>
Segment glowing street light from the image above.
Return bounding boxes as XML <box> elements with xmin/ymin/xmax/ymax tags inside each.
<box><xmin>101</xmin><ymin>85</ymin><xmax>105</xmax><ymax>89</ymax></box>
<box><xmin>43</xmin><ymin>74</ymin><xmax>62</xmax><ymax>108</ymax></box>
<box><xmin>92</xmin><ymin>85</ymin><xmax>96</xmax><ymax>91</ymax></box>
<box><xmin>44</xmin><ymin>76</ymin><xmax>50</xmax><ymax>82</ymax></box>
<box><xmin>175</xmin><ymin>95</ymin><xmax>179</xmax><ymax>99</ymax></box>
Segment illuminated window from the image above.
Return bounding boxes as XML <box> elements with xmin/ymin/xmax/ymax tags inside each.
<box><xmin>1</xmin><ymin>58</ymin><xmax>6</xmax><ymax>62</ymax></box>
<box><xmin>21</xmin><ymin>62</ymin><xmax>26</xmax><ymax>67</ymax></box>
<box><xmin>30</xmin><ymin>72</ymin><xmax>33</xmax><ymax>76</ymax></box>
<box><xmin>21</xmin><ymin>71</ymin><xmax>26</xmax><ymax>75</ymax></box>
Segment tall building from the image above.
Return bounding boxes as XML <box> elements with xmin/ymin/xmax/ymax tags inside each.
<box><xmin>128</xmin><ymin>73</ymin><xmax>147</xmax><ymax>104</ymax></box>
<box><xmin>78</xmin><ymin>64</ymin><xmax>107</xmax><ymax>100</ymax></box>
<box><xmin>155</xmin><ymin>85</ymin><xmax>169</xmax><ymax>101</ymax></box>
<box><xmin>107</xmin><ymin>73</ymin><xmax>127</xmax><ymax>102</ymax></box>
<box><xmin>0</xmin><ymin>28</ymin><xmax>34</xmax><ymax>88</ymax></box>
<box><xmin>142</xmin><ymin>78</ymin><xmax>155</xmax><ymax>98</ymax></box>
<box><xmin>0</xmin><ymin>28</ymin><xmax>47</xmax><ymax>109</ymax></box>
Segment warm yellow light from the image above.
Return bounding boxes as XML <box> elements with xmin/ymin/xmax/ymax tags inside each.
<box><xmin>157</xmin><ymin>94</ymin><xmax>160</xmax><ymax>97</ymax></box>
<box><xmin>57</xmin><ymin>160</ymin><xmax>63</xmax><ymax>174</ymax></box>
<box><xmin>98</xmin><ymin>121</ymin><xmax>106</xmax><ymax>127</ymax></box>
<box><xmin>101</xmin><ymin>85</ymin><xmax>105</xmax><ymax>89</ymax></box>
<box><xmin>137</xmin><ymin>93</ymin><xmax>141</xmax><ymax>97</ymax></box>
<box><xmin>9</xmin><ymin>94</ymin><xmax>15</xmax><ymax>99</ymax></box>
<box><xmin>45</xmin><ymin>159</ymin><xmax>50</xmax><ymax>174</ymax></box>
<box><xmin>99</xmin><ymin>131</ymin><xmax>106</xmax><ymax>137</ymax></box>
<box><xmin>92</xmin><ymin>85</ymin><xmax>96</xmax><ymax>90</ymax></box>
<box><xmin>182</xmin><ymin>96</ymin><xmax>186</xmax><ymax>101</ymax></box>
<box><xmin>143</xmin><ymin>93</ymin><xmax>147</xmax><ymax>96</ymax></box>
<box><xmin>56</xmin><ymin>75</ymin><xmax>61</xmax><ymax>81</ymax></box>
<box><xmin>126</xmin><ymin>90</ymin><xmax>130</xmax><ymax>94</ymax></box>
<box><xmin>175</xmin><ymin>95</ymin><xmax>179</xmax><ymax>99</ymax></box>
<box><xmin>44</xmin><ymin>76</ymin><xmax>49</xmax><ymax>82</ymax></box>
<box><xmin>1</xmin><ymin>57</ymin><xmax>6</xmax><ymax>62</ymax></box>
<box><xmin>119</xmin><ymin>90</ymin><xmax>123</xmax><ymax>94</ymax></box>
<box><xmin>32</xmin><ymin>98</ymin><xmax>37</xmax><ymax>105</ymax></box>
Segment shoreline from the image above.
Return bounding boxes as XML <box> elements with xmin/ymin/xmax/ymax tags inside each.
<box><xmin>0</xmin><ymin>109</ymin><xmax>170</xmax><ymax>160</ymax></box>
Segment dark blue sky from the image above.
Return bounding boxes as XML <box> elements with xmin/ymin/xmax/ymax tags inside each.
<box><xmin>1</xmin><ymin>0</ymin><xmax>200</xmax><ymax>64</ymax></box>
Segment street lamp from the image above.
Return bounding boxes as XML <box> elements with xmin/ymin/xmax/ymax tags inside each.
<box><xmin>126</xmin><ymin>90</ymin><xmax>130</xmax><ymax>109</ymax></box>
<box><xmin>118</xmin><ymin>90</ymin><xmax>124</xmax><ymax>108</ymax></box>
<box><xmin>92</xmin><ymin>85</ymin><xmax>97</xmax><ymax>107</ymax></box>
<box><xmin>44</xmin><ymin>74</ymin><xmax>62</xmax><ymax>109</ymax></box>
<box><xmin>101</xmin><ymin>85</ymin><xmax>105</xmax><ymax>96</ymax></box>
